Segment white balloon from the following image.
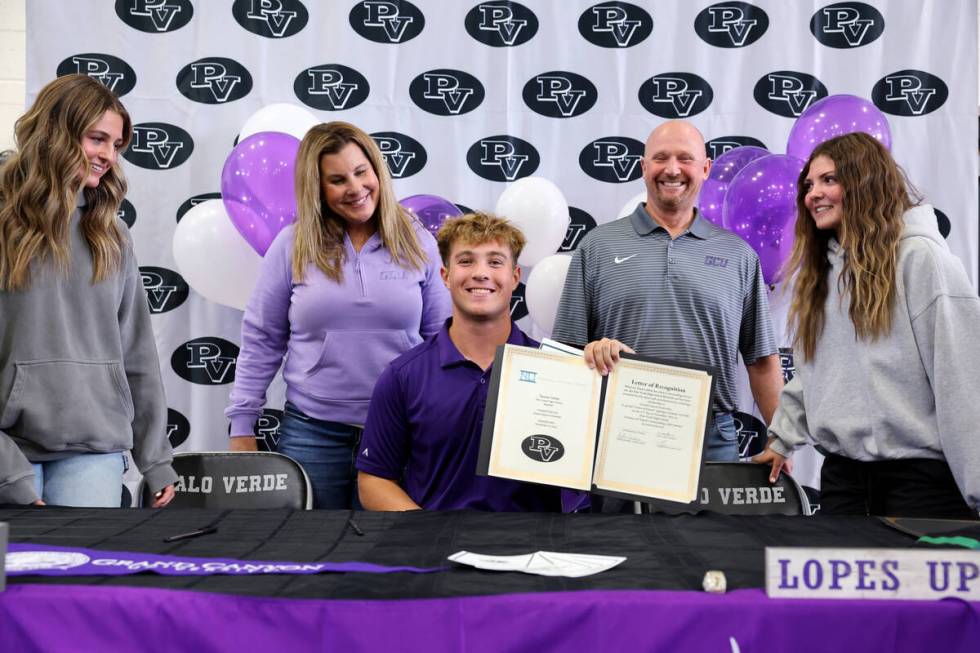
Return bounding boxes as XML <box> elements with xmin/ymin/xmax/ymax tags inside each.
<box><xmin>239</xmin><ymin>103</ymin><xmax>319</xmax><ymax>142</ymax></box>
<box><xmin>173</xmin><ymin>200</ymin><xmax>263</xmax><ymax>311</ymax></box>
<box><xmin>525</xmin><ymin>254</ymin><xmax>573</xmax><ymax>337</ymax></box>
<box><xmin>618</xmin><ymin>189</ymin><xmax>648</xmax><ymax>219</ymax></box>
<box><xmin>495</xmin><ymin>176</ymin><xmax>569</xmax><ymax>267</ymax></box>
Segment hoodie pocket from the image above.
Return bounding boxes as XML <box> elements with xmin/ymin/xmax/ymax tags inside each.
<box><xmin>0</xmin><ymin>360</ymin><xmax>135</xmax><ymax>449</ymax></box>
<box><xmin>302</xmin><ymin>330</ymin><xmax>412</xmax><ymax>403</ymax></box>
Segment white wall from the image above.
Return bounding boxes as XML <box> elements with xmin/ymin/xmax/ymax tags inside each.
<box><xmin>0</xmin><ymin>0</ymin><xmax>25</xmax><ymax>151</ymax></box>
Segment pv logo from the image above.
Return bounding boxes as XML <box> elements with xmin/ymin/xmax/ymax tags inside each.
<box><xmin>872</xmin><ymin>70</ymin><xmax>948</xmax><ymax>117</ymax></box>
<box><xmin>639</xmin><ymin>73</ymin><xmax>714</xmax><ymax>118</ymax></box>
<box><xmin>694</xmin><ymin>2</ymin><xmax>768</xmax><ymax>48</ymax></box>
<box><xmin>510</xmin><ymin>282</ymin><xmax>528</xmax><ymax>321</ymax></box>
<box><xmin>521</xmin><ymin>435</ymin><xmax>565</xmax><ymax>463</ymax></box>
<box><xmin>410</xmin><ymin>69</ymin><xmax>486</xmax><ymax>116</ymax></box>
<box><xmin>117</xmin><ymin>198</ymin><xmax>137</xmax><ymax>228</ymax></box>
<box><xmin>171</xmin><ymin>337</ymin><xmax>240</xmax><ymax>385</ymax></box>
<box><xmin>559</xmin><ymin>207</ymin><xmax>597</xmax><ymax>252</ymax></box>
<box><xmin>233</xmin><ymin>0</ymin><xmax>309</xmax><ymax>38</ymax></box>
<box><xmin>370</xmin><ymin>132</ymin><xmax>427</xmax><ymax>178</ymax></box>
<box><xmin>753</xmin><ymin>71</ymin><xmax>828</xmax><ymax>118</ymax></box>
<box><xmin>705</xmin><ymin>135</ymin><xmax>767</xmax><ymax>159</ymax></box>
<box><xmin>177</xmin><ymin>58</ymin><xmax>253</xmax><ymax>104</ymax></box>
<box><xmin>115</xmin><ymin>0</ymin><xmax>193</xmax><ymax>33</ymax></box>
<box><xmin>810</xmin><ymin>2</ymin><xmax>884</xmax><ymax>49</ymax></box>
<box><xmin>167</xmin><ymin>407</ymin><xmax>190</xmax><ymax>448</ymax></box>
<box><xmin>140</xmin><ymin>266</ymin><xmax>189</xmax><ymax>314</ymax></box>
<box><xmin>579</xmin><ymin>137</ymin><xmax>645</xmax><ymax>183</ymax></box>
<box><xmin>465</xmin><ymin>1</ymin><xmax>539</xmax><ymax>47</ymax></box>
<box><xmin>56</xmin><ymin>53</ymin><xmax>137</xmax><ymax>96</ymax></box>
<box><xmin>123</xmin><ymin>123</ymin><xmax>194</xmax><ymax>170</ymax></box>
<box><xmin>935</xmin><ymin>208</ymin><xmax>951</xmax><ymax>239</ymax></box>
<box><xmin>778</xmin><ymin>347</ymin><xmax>795</xmax><ymax>384</ymax></box>
<box><xmin>578</xmin><ymin>1</ymin><xmax>653</xmax><ymax>48</ymax></box>
<box><xmin>176</xmin><ymin>192</ymin><xmax>222</xmax><ymax>223</ymax></box>
<box><xmin>294</xmin><ymin>64</ymin><xmax>370</xmax><ymax>111</ymax></box>
<box><xmin>733</xmin><ymin>412</ymin><xmax>767</xmax><ymax>459</ymax></box>
<box><xmin>350</xmin><ymin>0</ymin><xmax>425</xmax><ymax>43</ymax></box>
<box><xmin>466</xmin><ymin>135</ymin><xmax>540</xmax><ymax>182</ymax></box>
<box><xmin>523</xmin><ymin>71</ymin><xmax>598</xmax><ymax>118</ymax></box>
<box><xmin>255</xmin><ymin>408</ymin><xmax>283</xmax><ymax>451</ymax></box>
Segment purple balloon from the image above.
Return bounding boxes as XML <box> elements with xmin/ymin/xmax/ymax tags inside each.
<box><xmin>399</xmin><ymin>194</ymin><xmax>463</xmax><ymax>236</ymax></box>
<box><xmin>723</xmin><ymin>154</ymin><xmax>805</xmax><ymax>285</ymax></box>
<box><xmin>699</xmin><ymin>146</ymin><xmax>769</xmax><ymax>226</ymax></box>
<box><xmin>786</xmin><ymin>94</ymin><xmax>892</xmax><ymax>163</ymax></box>
<box><xmin>221</xmin><ymin>131</ymin><xmax>300</xmax><ymax>256</ymax></box>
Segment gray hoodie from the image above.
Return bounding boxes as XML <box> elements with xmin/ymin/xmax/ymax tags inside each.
<box><xmin>0</xmin><ymin>198</ymin><xmax>176</xmax><ymax>503</ymax></box>
<box><xmin>769</xmin><ymin>205</ymin><xmax>979</xmax><ymax>510</ymax></box>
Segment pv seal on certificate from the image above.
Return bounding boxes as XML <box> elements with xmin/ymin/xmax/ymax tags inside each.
<box><xmin>476</xmin><ymin>344</ymin><xmax>716</xmax><ymax>504</ymax></box>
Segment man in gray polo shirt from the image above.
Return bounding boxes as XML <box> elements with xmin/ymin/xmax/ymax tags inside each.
<box><xmin>552</xmin><ymin>120</ymin><xmax>782</xmax><ymax>462</ymax></box>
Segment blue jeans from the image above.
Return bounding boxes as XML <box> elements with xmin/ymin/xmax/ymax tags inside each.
<box><xmin>277</xmin><ymin>402</ymin><xmax>361</xmax><ymax>510</ymax></box>
<box><xmin>32</xmin><ymin>453</ymin><xmax>126</xmax><ymax>507</ymax></box>
<box><xmin>704</xmin><ymin>412</ymin><xmax>739</xmax><ymax>462</ymax></box>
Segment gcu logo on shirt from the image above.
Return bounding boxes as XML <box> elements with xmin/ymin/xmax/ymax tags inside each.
<box><xmin>167</xmin><ymin>407</ymin><xmax>190</xmax><ymax>448</ymax></box>
<box><xmin>255</xmin><ymin>409</ymin><xmax>283</xmax><ymax>451</ymax></box>
<box><xmin>579</xmin><ymin>2</ymin><xmax>653</xmax><ymax>48</ymax></box>
<box><xmin>350</xmin><ymin>0</ymin><xmax>425</xmax><ymax>43</ymax></box>
<box><xmin>176</xmin><ymin>192</ymin><xmax>222</xmax><ymax>223</ymax></box>
<box><xmin>559</xmin><ymin>207</ymin><xmax>597</xmax><ymax>252</ymax></box>
<box><xmin>579</xmin><ymin>137</ymin><xmax>644</xmax><ymax>183</ymax></box>
<box><xmin>523</xmin><ymin>71</ymin><xmax>598</xmax><ymax>118</ymax></box>
<box><xmin>639</xmin><ymin>73</ymin><xmax>713</xmax><ymax>118</ymax></box>
<box><xmin>294</xmin><ymin>64</ymin><xmax>370</xmax><ymax>111</ymax></box>
<box><xmin>232</xmin><ymin>0</ymin><xmax>309</xmax><ymax>38</ymax></box>
<box><xmin>465</xmin><ymin>1</ymin><xmax>539</xmax><ymax>47</ymax></box>
<box><xmin>705</xmin><ymin>135</ymin><xmax>767</xmax><ymax>159</ymax></box>
<box><xmin>124</xmin><ymin>123</ymin><xmax>194</xmax><ymax>170</ymax></box>
<box><xmin>753</xmin><ymin>71</ymin><xmax>828</xmax><ymax>118</ymax></box>
<box><xmin>117</xmin><ymin>198</ymin><xmax>137</xmax><ymax>228</ymax></box>
<box><xmin>778</xmin><ymin>347</ymin><xmax>795</xmax><ymax>384</ymax></box>
<box><xmin>115</xmin><ymin>0</ymin><xmax>193</xmax><ymax>33</ymax></box>
<box><xmin>371</xmin><ymin>132</ymin><xmax>427</xmax><ymax>178</ymax></box>
<box><xmin>410</xmin><ymin>69</ymin><xmax>486</xmax><ymax>116</ymax></box>
<box><xmin>177</xmin><ymin>58</ymin><xmax>253</xmax><ymax>104</ymax></box>
<box><xmin>511</xmin><ymin>282</ymin><xmax>528</xmax><ymax>320</ymax></box>
<box><xmin>704</xmin><ymin>255</ymin><xmax>729</xmax><ymax>268</ymax></box>
<box><xmin>872</xmin><ymin>70</ymin><xmax>948</xmax><ymax>117</ymax></box>
<box><xmin>521</xmin><ymin>435</ymin><xmax>565</xmax><ymax>463</ymax></box>
<box><xmin>171</xmin><ymin>337</ymin><xmax>239</xmax><ymax>385</ymax></box>
<box><xmin>694</xmin><ymin>2</ymin><xmax>768</xmax><ymax>48</ymax></box>
<box><xmin>57</xmin><ymin>54</ymin><xmax>137</xmax><ymax>96</ymax></box>
<box><xmin>810</xmin><ymin>2</ymin><xmax>884</xmax><ymax>49</ymax></box>
<box><xmin>466</xmin><ymin>136</ymin><xmax>540</xmax><ymax>182</ymax></box>
<box><xmin>140</xmin><ymin>266</ymin><xmax>189</xmax><ymax>314</ymax></box>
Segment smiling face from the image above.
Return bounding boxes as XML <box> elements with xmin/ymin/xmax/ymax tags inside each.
<box><xmin>319</xmin><ymin>142</ymin><xmax>379</xmax><ymax>228</ymax></box>
<box><xmin>640</xmin><ymin>121</ymin><xmax>711</xmax><ymax>215</ymax></box>
<box><xmin>803</xmin><ymin>155</ymin><xmax>844</xmax><ymax>232</ymax></box>
<box><xmin>441</xmin><ymin>239</ymin><xmax>521</xmax><ymax>324</ymax></box>
<box><xmin>80</xmin><ymin>110</ymin><xmax>124</xmax><ymax>188</ymax></box>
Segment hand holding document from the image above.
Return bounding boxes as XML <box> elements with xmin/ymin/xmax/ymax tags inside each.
<box><xmin>449</xmin><ymin>550</ymin><xmax>626</xmax><ymax>578</ymax></box>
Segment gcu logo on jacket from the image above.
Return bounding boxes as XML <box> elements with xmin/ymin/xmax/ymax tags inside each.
<box><xmin>140</xmin><ymin>266</ymin><xmax>189</xmax><ymax>314</ymax></box>
<box><xmin>371</xmin><ymin>132</ymin><xmax>427</xmax><ymax>178</ymax></box>
<box><xmin>294</xmin><ymin>65</ymin><xmax>370</xmax><ymax>111</ymax></box>
<box><xmin>579</xmin><ymin>137</ymin><xmax>644</xmax><ymax>183</ymax></box>
<box><xmin>57</xmin><ymin>54</ymin><xmax>137</xmax><ymax>96</ymax></box>
<box><xmin>124</xmin><ymin>123</ymin><xmax>194</xmax><ymax>170</ymax></box>
<box><xmin>578</xmin><ymin>2</ymin><xmax>653</xmax><ymax>48</ymax></box>
<box><xmin>115</xmin><ymin>0</ymin><xmax>193</xmax><ymax>33</ymax></box>
<box><xmin>350</xmin><ymin>0</ymin><xmax>425</xmax><ymax>43</ymax></box>
<box><xmin>523</xmin><ymin>71</ymin><xmax>598</xmax><ymax>118</ymax></box>
<box><xmin>465</xmin><ymin>2</ymin><xmax>539</xmax><ymax>47</ymax></box>
<box><xmin>694</xmin><ymin>2</ymin><xmax>768</xmax><ymax>48</ymax></box>
<box><xmin>872</xmin><ymin>70</ymin><xmax>948</xmax><ymax>117</ymax></box>
<box><xmin>810</xmin><ymin>2</ymin><xmax>884</xmax><ymax>48</ymax></box>
<box><xmin>178</xmin><ymin>58</ymin><xmax>253</xmax><ymax>104</ymax></box>
<box><xmin>639</xmin><ymin>73</ymin><xmax>713</xmax><ymax>118</ymax></box>
<box><xmin>171</xmin><ymin>337</ymin><xmax>239</xmax><ymax>385</ymax></box>
<box><xmin>753</xmin><ymin>72</ymin><xmax>828</xmax><ymax>118</ymax></box>
<box><xmin>466</xmin><ymin>136</ymin><xmax>539</xmax><ymax>182</ymax></box>
<box><xmin>705</xmin><ymin>136</ymin><xmax>767</xmax><ymax>159</ymax></box>
<box><xmin>233</xmin><ymin>0</ymin><xmax>309</xmax><ymax>38</ymax></box>
<box><xmin>410</xmin><ymin>70</ymin><xmax>485</xmax><ymax>116</ymax></box>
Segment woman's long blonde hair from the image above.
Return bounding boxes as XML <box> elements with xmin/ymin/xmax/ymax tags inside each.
<box><xmin>0</xmin><ymin>74</ymin><xmax>132</xmax><ymax>291</ymax></box>
<box><xmin>292</xmin><ymin>121</ymin><xmax>426</xmax><ymax>282</ymax></box>
<box><xmin>785</xmin><ymin>132</ymin><xmax>918</xmax><ymax>361</ymax></box>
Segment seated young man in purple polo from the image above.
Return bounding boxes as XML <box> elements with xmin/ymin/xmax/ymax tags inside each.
<box><xmin>356</xmin><ymin>212</ymin><xmax>562</xmax><ymax>511</ymax></box>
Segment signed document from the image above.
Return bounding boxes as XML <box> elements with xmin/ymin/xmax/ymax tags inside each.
<box><xmin>477</xmin><ymin>345</ymin><xmax>714</xmax><ymax>503</ymax></box>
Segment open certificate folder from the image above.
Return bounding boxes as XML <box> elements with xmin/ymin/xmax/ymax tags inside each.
<box><xmin>476</xmin><ymin>344</ymin><xmax>716</xmax><ymax>504</ymax></box>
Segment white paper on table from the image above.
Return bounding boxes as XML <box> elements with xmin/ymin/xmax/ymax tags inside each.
<box><xmin>449</xmin><ymin>550</ymin><xmax>626</xmax><ymax>578</ymax></box>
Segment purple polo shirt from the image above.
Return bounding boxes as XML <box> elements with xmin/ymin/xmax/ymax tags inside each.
<box><xmin>356</xmin><ymin>319</ymin><xmax>562</xmax><ymax>512</ymax></box>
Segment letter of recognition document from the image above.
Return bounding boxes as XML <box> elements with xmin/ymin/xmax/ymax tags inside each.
<box><xmin>477</xmin><ymin>345</ymin><xmax>715</xmax><ymax>504</ymax></box>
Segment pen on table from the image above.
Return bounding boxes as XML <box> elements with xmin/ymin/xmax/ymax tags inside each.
<box><xmin>163</xmin><ymin>526</ymin><xmax>218</xmax><ymax>543</ymax></box>
<box><xmin>347</xmin><ymin>518</ymin><xmax>364</xmax><ymax>536</ymax></box>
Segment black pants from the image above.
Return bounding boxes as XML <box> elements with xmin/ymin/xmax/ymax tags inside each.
<box><xmin>820</xmin><ymin>454</ymin><xmax>976</xmax><ymax>519</ymax></box>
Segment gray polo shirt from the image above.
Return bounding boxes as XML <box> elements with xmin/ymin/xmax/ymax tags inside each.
<box><xmin>552</xmin><ymin>205</ymin><xmax>777</xmax><ymax>414</ymax></box>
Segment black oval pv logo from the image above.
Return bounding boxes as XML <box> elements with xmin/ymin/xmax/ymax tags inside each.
<box><xmin>694</xmin><ymin>2</ymin><xmax>769</xmax><ymax>48</ymax></box>
<box><xmin>639</xmin><ymin>73</ymin><xmax>713</xmax><ymax>118</ymax></box>
<box><xmin>510</xmin><ymin>282</ymin><xmax>528</xmax><ymax>321</ymax></box>
<box><xmin>350</xmin><ymin>0</ymin><xmax>425</xmax><ymax>43</ymax></box>
<box><xmin>294</xmin><ymin>64</ymin><xmax>370</xmax><ymax>111</ymax></box>
<box><xmin>733</xmin><ymin>411</ymin><xmax>768</xmax><ymax>459</ymax></box>
<box><xmin>57</xmin><ymin>53</ymin><xmax>137</xmax><ymax>97</ymax></box>
<box><xmin>232</xmin><ymin>0</ymin><xmax>308</xmax><ymax>38</ymax></box>
<box><xmin>117</xmin><ymin>198</ymin><xmax>137</xmax><ymax>228</ymax></box>
<box><xmin>255</xmin><ymin>408</ymin><xmax>284</xmax><ymax>452</ymax></box>
<box><xmin>410</xmin><ymin>69</ymin><xmax>486</xmax><ymax>116</ymax></box>
<box><xmin>177</xmin><ymin>57</ymin><xmax>253</xmax><ymax>104</ymax></box>
<box><xmin>176</xmin><ymin>192</ymin><xmax>222</xmax><ymax>223</ymax></box>
<box><xmin>705</xmin><ymin>135</ymin><xmax>768</xmax><ymax>159</ymax></box>
<box><xmin>115</xmin><ymin>0</ymin><xmax>193</xmax><ymax>33</ymax></box>
<box><xmin>466</xmin><ymin>135</ymin><xmax>539</xmax><ymax>182</ymax></box>
<box><xmin>371</xmin><ymin>132</ymin><xmax>427</xmax><ymax>179</ymax></box>
<box><xmin>559</xmin><ymin>207</ymin><xmax>598</xmax><ymax>252</ymax></box>
<box><xmin>578</xmin><ymin>2</ymin><xmax>653</xmax><ymax>48</ymax></box>
<box><xmin>123</xmin><ymin>122</ymin><xmax>194</xmax><ymax>170</ymax></box>
<box><xmin>140</xmin><ymin>266</ymin><xmax>189</xmax><ymax>314</ymax></box>
<box><xmin>872</xmin><ymin>70</ymin><xmax>948</xmax><ymax>117</ymax></box>
<box><xmin>523</xmin><ymin>71</ymin><xmax>598</xmax><ymax>118</ymax></box>
<box><xmin>753</xmin><ymin>71</ymin><xmax>828</xmax><ymax>118</ymax></box>
<box><xmin>810</xmin><ymin>2</ymin><xmax>884</xmax><ymax>49</ymax></box>
<box><xmin>171</xmin><ymin>337</ymin><xmax>239</xmax><ymax>385</ymax></box>
<box><xmin>167</xmin><ymin>408</ymin><xmax>191</xmax><ymax>449</ymax></box>
<box><xmin>521</xmin><ymin>435</ymin><xmax>565</xmax><ymax>463</ymax></box>
<box><xmin>465</xmin><ymin>1</ymin><xmax>539</xmax><ymax>47</ymax></box>
<box><xmin>579</xmin><ymin>136</ymin><xmax>644</xmax><ymax>183</ymax></box>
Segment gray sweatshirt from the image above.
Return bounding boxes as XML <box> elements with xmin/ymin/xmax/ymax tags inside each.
<box><xmin>769</xmin><ymin>205</ymin><xmax>980</xmax><ymax>509</ymax></box>
<box><xmin>0</xmin><ymin>198</ymin><xmax>177</xmax><ymax>503</ymax></box>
